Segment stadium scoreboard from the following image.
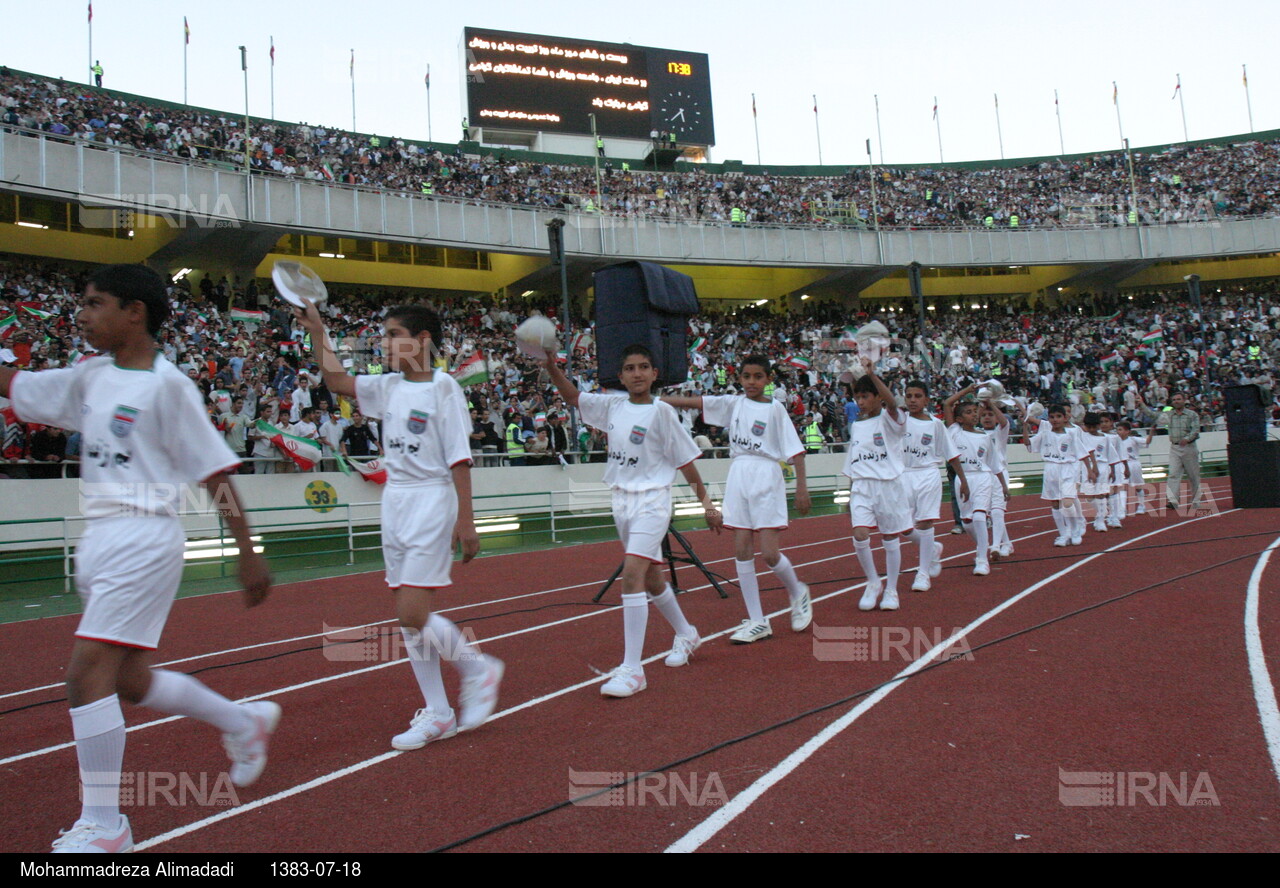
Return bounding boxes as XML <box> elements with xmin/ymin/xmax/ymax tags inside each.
<box><xmin>463</xmin><ymin>27</ymin><xmax>715</xmax><ymax>145</ymax></box>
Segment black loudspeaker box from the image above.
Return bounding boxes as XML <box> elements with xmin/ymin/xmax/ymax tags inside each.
<box><xmin>593</xmin><ymin>262</ymin><xmax>699</xmax><ymax>389</ymax></box>
<box><xmin>1228</xmin><ymin>440</ymin><xmax>1280</xmax><ymax>508</ymax></box>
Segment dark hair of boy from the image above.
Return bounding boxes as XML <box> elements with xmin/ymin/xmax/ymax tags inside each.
<box><xmin>1117</xmin><ymin>420</ymin><xmax>1132</xmax><ymax>430</ymax></box>
<box><xmin>88</xmin><ymin>264</ymin><xmax>171</xmax><ymax>337</ymax></box>
<box><xmin>852</xmin><ymin>375</ymin><xmax>878</xmax><ymax>395</ymax></box>
<box><xmin>1047</xmin><ymin>404</ymin><xmax>1068</xmax><ymax>417</ymax></box>
<box><xmin>904</xmin><ymin>379</ymin><xmax>929</xmax><ymax>395</ymax></box>
<box><xmin>1082</xmin><ymin>412</ymin><xmax>1101</xmax><ymax>427</ymax></box>
<box><xmin>740</xmin><ymin>354</ymin><xmax>771</xmax><ymax>374</ymax></box>
<box><xmin>621</xmin><ymin>343</ymin><xmax>654</xmax><ymax>365</ymax></box>
<box><xmin>386</xmin><ymin>304</ymin><xmax>442</xmax><ymax>347</ymax></box>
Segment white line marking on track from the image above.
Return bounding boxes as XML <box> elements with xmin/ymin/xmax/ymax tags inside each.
<box><xmin>664</xmin><ymin>509</ymin><xmax>1235</xmax><ymax>853</ymax></box>
<box><xmin>1245</xmin><ymin>535</ymin><xmax>1280</xmax><ymax>787</ymax></box>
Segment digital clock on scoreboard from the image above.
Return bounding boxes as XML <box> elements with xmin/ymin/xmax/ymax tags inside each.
<box><xmin>463</xmin><ymin>27</ymin><xmax>715</xmax><ymax>145</ymax></box>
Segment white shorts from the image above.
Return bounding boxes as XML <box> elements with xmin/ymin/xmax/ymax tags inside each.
<box><xmin>848</xmin><ymin>477</ymin><xmax>913</xmax><ymax>536</ymax></box>
<box><xmin>722</xmin><ymin>457</ymin><xmax>789</xmax><ymax>531</ymax></box>
<box><xmin>1124</xmin><ymin>459</ymin><xmax>1143</xmax><ymax>486</ymax></box>
<box><xmin>74</xmin><ymin>518</ymin><xmax>185</xmax><ymax>650</ymax></box>
<box><xmin>1078</xmin><ymin>462</ymin><xmax>1110</xmax><ymax>497</ymax></box>
<box><xmin>1041</xmin><ymin>462</ymin><xmax>1081</xmax><ymax>502</ymax></box>
<box><xmin>956</xmin><ymin>471</ymin><xmax>994</xmax><ymax>520</ymax></box>
<box><xmin>382</xmin><ymin>483</ymin><xmax>458</xmax><ymax>589</ymax></box>
<box><xmin>903</xmin><ymin>468</ymin><xmax>943</xmax><ymax>523</ymax></box>
<box><xmin>613</xmin><ymin>487</ymin><xmax>672</xmax><ymax>563</ymax></box>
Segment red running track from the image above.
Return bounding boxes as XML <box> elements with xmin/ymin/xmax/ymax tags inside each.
<box><xmin>1</xmin><ymin>479</ymin><xmax>1278</xmax><ymax>852</ymax></box>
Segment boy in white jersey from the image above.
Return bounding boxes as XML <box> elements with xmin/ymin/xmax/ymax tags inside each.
<box><xmin>1023</xmin><ymin>404</ymin><xmax>1098</xmax><ymax>546</ymax></box>
<box><xmin>843</xmin><ymin>358</ymin><xmax>912</xmax><ymax>611</ymax></box>
<box><xmin>1115</xmin><ymin>420</ymin><xmax>1151</xmax><ymax>516</ymax></box>
<box><xmin>662</xmin><ymin>355</ymin><xmax>813</xmax><ymax>643</ymax></box>
<box><xmin>943</xmin><ymin>385</ymin><xmax>995</xmax><ymax>576</ymax></box>
<box><xmin>1079</xmin><ymin>413</ymin><xmax>1117</xmax><ymax>533</ymax></box>
<box><xmin>296</xmin><ymin>301</ymin><xmax>503</xmax><ymax>750</ymax></box>
<box><xmin>1099</xmin><ymin>413</ymin><xmax>1125</xmax><ymax>528</ymax></box>
<box><xmin>547</xmin><ymin>344</ymin><xmax>722</xmax><ymax>697</ymax></box>
<box><xmin>978</xmin><ymin>400</ymin><xmax>1013</xmax><ymax>560</ymax></box>
<box><xmin>1</xmin><ymin>266</ymin><xmax>275</xmax><ymax>853</ymax></box>
<box><xmin>902</xmin><ymin>380</ymin><xmax>968</xmax><ymax>592</ymax></box>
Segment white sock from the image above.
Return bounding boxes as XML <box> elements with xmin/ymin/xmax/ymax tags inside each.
<box><xmin>1135</xmin><ymin>485</ymin><xmax>1147</xmax><ymax>511</ymax></box>
<box><xmin>621</xmin><ymin>592</ymin><xmax>649</xmax><ymax>670</ymax></box>
<box><xmin>991</xmin><ymin>509</ymin><xmax>1008</xmax><ymax>549</ymax></box>
<box><xmin>427</xmin><ymin>613</ymin><xmax>484</xmax><ymax>678</ymax></box>
<box><xmin>910</xmin><ymin>526</ymin><xmax>935</xmax><ymax>573</ymax></box>
<box><xmin>140</xmin><ymin>670</ymin><xmax>252</xmax><ymax>734</ymax></box>
<box><xmin>853</xmin><ymin>538</ymin><xmax>880</xmax><ymax>585</ymax></box>
<box><xmin>401</xmin><ymin>626</ymin><xmax>451</xmax><ymax>714</ymax></box>
<box><xmin>1110</xmin><ymin>491</ymin><xmax>1123</xmax><ymax>519</ymax></box>
<box><xmin>1072</xmin><ymin>502</ymin><xmax>1087</xmax><ymax>536</ymax></box>
<box><xmin>1118</xmin><ymin>489</ymin><xmax>1129</xmax><ymax>515</ymax></box>
<box><xmin>968</xmin><ymin>516</ymin><xmax>989</xmax><ymax>561</ymax></box>
<box><xmin>735</xmin><ymin>559</ymin><xmax>764</xmax><ymax>623</ymax></box>
<box><xmin>1094</xmin><ymin>498</ymin><xmax>1108</xmax><ymax>523</ymax></box>
<box><xmin>883</xmin><ymin>537</ymin><xmax>902</xmax><ymax>592</ymax></box>
<box><xmin>1051</xmin><ymin>507</ymin><xmax>1066</xmax><ymax>538</ymax></box>
<box><xmin>71</xmin><ymin>695</ymin><xmax>126</xmax><ymax>828</ymax></box>
<box><xmin>648</xmin><ymin>585</ymin><xmax>695</xmax><ymax>637</ymax></box>
<box><xmin>770</xmin><ymin>554</ymin><xmax>804</xmax><ymax>602</ymax></box>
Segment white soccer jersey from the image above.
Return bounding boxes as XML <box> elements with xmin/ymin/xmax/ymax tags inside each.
<box><xmin>579</xmin><ymin>393</ymin><xmax>701</xmax><ymax>492</ymax></box>
<box><xmin>702</xmin><ymin>395</ymin><xmax>804</xmax><ymax>463</ymax></box>
<box><xmin>1028</xmin><ymin>424</ymin><xmax>1092</xmax><ymax>465</ymax></box>
<box><xmin>10</xmin><ymin>355</ymin><xmax>240</xmax><ymax>519</ymax></box>
<box><xmin>1082</xmin><ymin>432</ymin><xmax>1113</xmax><ymax>470</ymax></box>
<box><xmin>902</xmin><ymin>414</ymin><xmax>956</xmax><ymax>471</ymax></box>
<box><xmin>842</xmin><ymin>408</ymin><xmax>907</xmax><ymax>481</ymax></box>
<box><xmin>984</xmin><ymin>423</ymin><xmax>1010</xmax><ymax>475</ymax></box>
<box><xmin>1104</xmin><ymin>432</ymin><xmax>1124</xmax><ymax>466</ymax></box>
<box><xmin>355</xmin><ymin>371</ymin><xmax>472</xmax><ymax>487</ymax></box>
<box><xmin>1120</xmin><ymin>434</ymin><xmax>1150</xmax><ymax>463</ymax></box>
<box><xmin>947</xmin><ymin>425</ymin><xmax>993</xmax><ymax>475</ymax></box>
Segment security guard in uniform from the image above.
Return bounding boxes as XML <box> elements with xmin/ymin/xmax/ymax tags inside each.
<box><xmin>803</xmin><ymin>414</ymin><xmax>824</xmax><ymax>454</ymax></box>
<box><xmin>506</xmin><ymin>413</ymin><xmax>527</xmax><ymax>466</ymax></box>
<box><xmin>1009</xmin><ymin>214</ymin><xmax>1019</xmax><ymax>228</ymax></box>
<box><xmin>730</xmin><ymin>207</ymin><xmax>745</xmax><ymax>226</ymax></box>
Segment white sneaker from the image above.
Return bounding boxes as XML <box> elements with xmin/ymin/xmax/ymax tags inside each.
<box><xmin>224</xmin><ymin>700</ymin><xmax>282</xmax><ymax>787</ymax></box>
<box><xmin>51</xmin><ymin>817</ymin><xmax>133</xmax><ymax>854</ymax></box>
<box><xmin>879</xmin><ymin>589</ymin><xmax>900</xmax><ymax>610</ymax></box>
<box><xmin>950</xmin><ymin>526</ymin><xmax>964</xmax><ymax>535</ymax></box>
<box><xmin>858</xmin><ymin>580</ymin><xmax>882</xmax><ymax>611</ymax></box>
<box><xmin>391</xmin><ymin>706</ymin><xmax>457</xmax><ymax>750</ymax></box>
<box><xmin>911</xmin><ymin>573</ymin><xmax>931</xmax><ymax>592</ymax></box>
<box><xmin>1093</xmin><ymin>521</ymin><xmax>1108</xmax><ymax>533</ymax></box>
<box><xmin>974</xmin><ymin>560</ymin><xmax>991</xmax><ymax>577</ymax></box>
<box><xmin>998</xmin><ymin>544</ymin><xmax>1014</xmax><ymax>558</ymax></box>
<box><xmin>730</xmin><ymin>619</ymin><xmax>772</xmax><ymax>644</ymax></box>
<box><xmin>789</xmin><ymin>585</ymin><xmax>813</xmax><ymax>632</ymax></box>
<box><xmin>665</xmin><ymin>631</ymin><xmax>701</xmax><ymax>667</ymax></box>
<box><xmin>600</xmin><ymin>665</ymin><xmax>647</xmax><ymax>697</ymax></box>
<box><xmin>930</xmin><ymin>542</ymin><xmax>944</xmax><ymax>578</ymax></box>
<box><xmin>1070</xmin><ymin>536</ymin><xmax>1083</xmax><ymax>546</ymax></box>
<box><xmin>458</xmin><ymin>655</ymin><xmax>504</xmax><ymax>732</ymax></box>
<box><xmin>1136</xmin><ymin>507</ymin><xmax>1147</xmax><ymax>515</ymax></box>
<box><xmin>1107</xmin><ymin>518</ymin><xmax>1123</xmax><ymax>528</ymax></box>
<box><xmin>1053</xmin><ymin>536</ymin><xmax>1069</xmax><ymax>547</ymax></box>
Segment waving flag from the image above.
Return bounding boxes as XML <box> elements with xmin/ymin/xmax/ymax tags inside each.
<box><xmin>229</xmin><ymin>308</ymin><xmax>267</xmax><ymax>323</ymax></box>
<box><xmin>784</xmin><ymin>355</ymin><xmax>812</xmax><ymax>371</ymax></box>
<box><xmin>346</xmin><ymin>456</ymin><xmax>388</xmax><ymax>484</ymax></box>
<box><xmin>997</xmin><ymin>340</ymin><xmax>1021</xmax><ymax>356</ymax></box>
<box><xmin>184</xmin><ymin>16</ymin><xmax>190</xmax><ymax>45</ymax></box>
<box><xmin>689</xmin><ymin>336</ymin><xmax>706</xmax><ymax>352</ymax></box>
<box><xmin>451</xmin><ymin>351</ymin><xmax>489</xmax><ymax>386</ymax></box>
<box><xmin>1140</xmin><ymin>327</ymin><xmax>1164</xmax><ymax>345</ymax></box>
<box><xmin>1100</xmin><ymin>351</ymin><xmax>1121</xmax><ymax>369</ymax></box>
<box><xmin>256</xmin><ymin>420</ymin><xmax>321</xmax><ymax>471</ymax></box>
<box><xmin>0</xmin><ymin>314</ymin><xmax>17</xmax><ymax>338</ymax></box>
<box><xmin>20</xmin><ymin>306</ymin><xmax>55</xmax><ymax>320</ymax></box>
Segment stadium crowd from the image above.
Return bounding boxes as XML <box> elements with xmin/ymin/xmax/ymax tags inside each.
<box><xmin>3</xmin><ymin>254</ymin><xmax>1279</xmax><ymax>479</ymax></box>
<box><xmin>3</xmin><ymin>67</ymin><xmax>1280</xmax><ymax>229</ymax></box>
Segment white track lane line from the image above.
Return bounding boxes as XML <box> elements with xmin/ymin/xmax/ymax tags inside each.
<box><xmin>664</xmin><ymin>508</ymin><xmax>1235</xmax><ymax>853</ymax></box>
<box><xmin>0</xmin><ymin>501</ymin><xmax>1059</xmax><ymax>703</ymax></box>
<box><xmin>1245</xmin><ymin>535</ymin><xmax>1280</xmax><ymax>787</ymax></box>
<box><xmin>132</xmin><ymin>524</ymin><xmax>1071</xmax><ymax>849</ymax></box>
<box><xmin>0</xmin><ymin>516</ymin><xmax>1063</xmax><ymax>765</ymax></box>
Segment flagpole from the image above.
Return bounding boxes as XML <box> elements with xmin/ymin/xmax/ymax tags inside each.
<box><xmin>425</xmin><ymin>64</ymin><xmax>433</xmax><ymax>142</ymax></box>
<box><xmin>994</xmin><ymin>93</ymin><xmax>1004</xmax><ymax>159</ymax></box>
<box><xmin>1113</xmin><ymin>81</ymin><xmax>1124</xmax><ymax>145</ymax></box>
<box><xmin>239</xmin><ymin>46</ymin><xmax>250</xmax><ymax>177</ymax></box>
<box><xmin>350</xmin><ymin>50</ymin><xmax>356</xmax><ymax>132</ymax></box>
<box><xmin>866</xmin><ymin>137</ymin><xmax>882</xmax><ymax>263</ymax></box>
<box><xmin>751</xmin><ymin>93</ymin><xmax>761</xmax><ymax>165</ymax></box>
<box><xmin>183</xmin><ymin>20</ymin><xmax>188</xmax><ymax>105</ymax></box>
<box><xmin>813</xmin><ymin>94</ymin><xmax>822</xmax><ymax>165</ymax></box>
<box><xmin>87</xmin><ymin>3</ymin><xmax>93</xmax><ymax>86</ymax></box>
<box><xmin>1176</xmin><ymin>74</ymin><xmax>1188</xmax><ymax>142</ymax></box>
<box><xmin>874</xmin><ymin>94</ymin><xmax>884</xmax><ymax>165</ymax></box>
<box><xmin>1055</xmin><ymin>89</ymin><xmax>1065</xmax><ymax>155</ymax></box>
<box><xmin>933</xmin><ymin>96</ymin><xmax>943</xmax><ymax>163</ymax></box>
<box><xmin>1244</xmin><ymin>64</ymin><xmax>1254</xmax><ymax>132</ymax></box>
<box><xmin>270</xmin><ymin>36</ymin><xmax>275</xmax><ymax>120</ymax></box>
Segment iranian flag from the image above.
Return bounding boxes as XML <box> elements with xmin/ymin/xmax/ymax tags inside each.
<box><xmin>689</xmin><ymin>336</ymin><xmax>706</xmax><ymax>352</ymax></box>
<box><xmin>0</xmin><ymin>314</ymin><xmax>16</xmax><ymax>338</ymax></box>
<box><xmin>279</xmin><ymin>341</ymin><xmax>302</xmax><ymax>355</ymax></box>
<box><xmin>20</xmin><ymin>306</ymin><xmax>55</xmax><ymax>320</ymax></box>
<box><xmin>784</xmin><ymin>355</ymin><xmax>812</xmax><ymax>371</ymax></box>
<box><xmin>997</xmin><ymin>340</ymin><xmax>1021</xmax><ymax>356</ymax></box>
<box><xmin>230</xmin><ymin>309</ymin><xmax>268</xmax><ymax>324</ymax></box>
<box><xmin>1033</xmin><ymin>335</ymin><xmax>1046</xmax><ymax>349</ymax></box>
<box><xmin>839</xmin><ymin>326</ymin><xmax>859</xmax><ymax>348</ymax></box>
<box><xmin>1100</xmin><ymin>351</ymin><xmax>1121</xmax><ymax>369</ymax></box>
<box><xmin>256</xmin><ymin>420</ymin><xmax>321</xmax><ymax>471</ymax></box>
<box><xmin>1140</xmin><ymin>327</ymin><xmax>1164</xmax><ymax>345</ymax></box>
<box><xmin>321</xmin><ymin>163</ymin><xmax>335</xmax><ymax>181</ymax></box>
<box><xmin>1098</xmin><ymin>310</ymin><xmax>1123</xmax><ymax>323</ymax></box>
<box><xmin>452</xmin><ymin>351</ymin><xmax>489</xmax><ymax>386</ymax></box>
<box><xmin>346</xmin><ymin>456</ymin><xmax>388</xmax><ymax>484</ymax></box>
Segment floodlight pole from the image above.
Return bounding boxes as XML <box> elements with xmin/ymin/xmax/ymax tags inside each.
<box><xmin>548</xmin><ymin>218</ymin><xmax>577</xmax><ymax>456</ymax></box>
